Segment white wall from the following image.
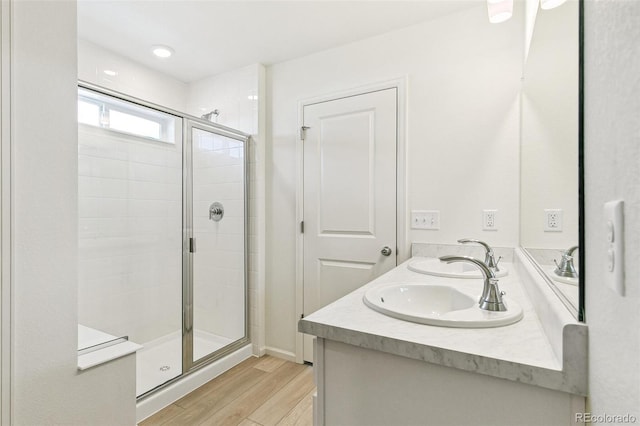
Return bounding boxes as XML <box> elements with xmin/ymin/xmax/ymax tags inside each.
<box><xmin>0</xmin><ymin>1</ymin><xmax>11</xmax><ymax>422</ymax></box>
<box><xmin>266</xmin><ymin>4</ymin><xmax>523</xmax><ymax>355</ymax></box>
<box><xmin>78</xmin><ymin>124</ymin><xmax>183</xmax><ymax>344</ymax></box>
<box><xmin>584</xmin><ymin>0</ymin><xmax>640</xmax><ymax>420</ymax></box>
<box><xmin>524</xmin><ymin>0</ymin><xmax>540</xmax><ymax>62</ymax></box>
<box><xmin>187</xmin><ymin>64</ymin><xmax>261</xmax><ymax>134</ymax></box>
<box><xmin>78</xmin><ymin>39</ymin><xmax>188</xmax><ymax>112</ymax></box>
<box><xmin>11</xmin><ymin>1</ymin><xmax>135</xmax><ymax>424</ymax></box>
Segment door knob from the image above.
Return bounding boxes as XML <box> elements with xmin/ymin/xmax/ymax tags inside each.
<box><xmin>381</xmin><ymin>246</ymin><xmax>393</xmax><ymax>256</ymax></box>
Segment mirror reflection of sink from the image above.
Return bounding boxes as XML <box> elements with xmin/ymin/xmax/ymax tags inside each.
<box><xmin>545</xmin><ymin>266</ymin><xmax>579</xmax><ymax>286</ymax></box>
<box><xmin>407</xmin><ymin>257</ymin><xmax>508</xmax><ymax>279</ymax></box>
<box><xmin>363</xmin><ymin>283</ymin><xmax>523</xmax><ymax>328</ymax></box>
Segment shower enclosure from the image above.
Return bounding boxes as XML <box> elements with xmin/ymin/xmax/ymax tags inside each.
<box><xmin>77</xmin><ymin>83</ymin><xmax>249</xmax><ymax>397</ymax></box>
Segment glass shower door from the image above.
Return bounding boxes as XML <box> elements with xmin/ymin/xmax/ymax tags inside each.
<box><xmin>78</xmin><ymin>85</ymin><xmax>250</xmax><ymax>399</ymax></box>
<box><xmin>184</xmin><ymin>121</ymin><xmax>247</xmax><ymax>370</ymax></box>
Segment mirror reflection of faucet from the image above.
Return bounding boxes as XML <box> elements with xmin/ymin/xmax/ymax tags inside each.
<box><xmin>554</xmin><ymin>246</ymin><xmax>578</xmax><ymax>277</ymax></box>
<box><xmin>549</xmin><ymin>246</ymin><xmax>579</xmax><ymax>286</ymax></box>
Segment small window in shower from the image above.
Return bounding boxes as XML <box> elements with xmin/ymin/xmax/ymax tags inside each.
<box><xmin>109</xmin><ymin>110</ymin><xmax>161</xmax><ymax>139</ymax></box>
<box><xmin>78</xmin><ymin>87</ymin><xmax>177</xmax><ymax>144</ymax></box>
<box><xmin>78</xmin><ymin>100</ymin><xmax>100</xmax><ymax>127</ymax></box>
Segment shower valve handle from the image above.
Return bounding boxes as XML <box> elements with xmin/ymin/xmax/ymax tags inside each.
<box><xmin>209</xmin><ymin>202</ymin><xmax>224</xmax><ymax>221</ymax></box>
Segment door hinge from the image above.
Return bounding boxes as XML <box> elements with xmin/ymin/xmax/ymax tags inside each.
<box><xmin>300</xmin><ymin>126</ymin><xmax>310</xmax><ymax>140</ymax></box>
<box><xmin>300</xmin><ymin>221</ymin><xmax>304</xmax><ymax>233</ymax></box>
<box><xmin>189</xmin><ymin>237</ymin><xmax>196</xmax><ymax>253</ymax></box>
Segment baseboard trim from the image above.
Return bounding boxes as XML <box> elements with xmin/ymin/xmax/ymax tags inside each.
<box><xmin>265</xmin><ymin>346</ymin><xmax>297</xmax><ymax>363</ymax></box>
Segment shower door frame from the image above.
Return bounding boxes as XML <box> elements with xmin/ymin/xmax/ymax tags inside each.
<box><xmin>182</xmin><ymin>119</ymin><xmax>251</xmax><ymax>373</ymax></box>
<box><xmin>77</xmin><ymin>81</ymin><xmax>251</xmax><ymax>398</ymax></box>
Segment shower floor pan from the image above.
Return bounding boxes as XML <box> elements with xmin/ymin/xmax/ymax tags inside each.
<box><xmin>136</xmin><ymin>330</ymin><xmax>233</xmax><ymax>396</ymax></box>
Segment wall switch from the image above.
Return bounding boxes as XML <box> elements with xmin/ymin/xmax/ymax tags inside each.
<box><xmin>544</xmin><ymin>209</ymin><xmax>563</xmax><ymax>232</ymax></box>
<box><xmin>411</xmin><ymin>210</ymin><xmax>440</xmax><ymax>230</ymax></box>
<box><xmin>604</xmin><ymin>200</ymin><xmax>624</xmax><ymax>296</ymax></box>
<box><xmin>482</xmin><ymin>210</ymin><xmax>497</xmax><ymax>231</ymax></box>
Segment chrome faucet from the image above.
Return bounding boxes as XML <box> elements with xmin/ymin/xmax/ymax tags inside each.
<box><xmin>553</xmin><ymin>246</ymin><xmax>579</xmax><ymax>278</ymax></box>
<box><xmin>457</xmin><ymin>238</ymin><xmax>501</xmax><ymax>273</ymax></box>
<box><xmin>439</xmin><ymin>255</ymin><xmax>507</xmax><ymax>312</ymax></box>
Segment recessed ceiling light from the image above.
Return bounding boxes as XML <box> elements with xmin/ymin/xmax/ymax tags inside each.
<box><xmin>152</xmin><ymin>45</ymin><xmax>174</xmax><ymax>58</ymax></box>
<box><xmin>103</xmin><ymin>69</ymin><xmax>118</xmax><ymax>76</ymax></box>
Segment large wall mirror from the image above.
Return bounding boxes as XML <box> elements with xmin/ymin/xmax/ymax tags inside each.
<box><xmin>521</xmin><ymin>0</ymin><xmax>583</xmax><ymax>320</ymax></box>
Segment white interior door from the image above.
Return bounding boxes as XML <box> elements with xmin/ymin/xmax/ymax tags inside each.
<box><xmin>302</xmin><ymin>88</ymin><xmax>397</xmax><ymax>362</ymax></box>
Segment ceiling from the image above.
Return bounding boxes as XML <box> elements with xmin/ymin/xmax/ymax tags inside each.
<box><xmin>77</xmin><ymin>1</ymin><xmax>480</xmax><ymax>83</ymax></box>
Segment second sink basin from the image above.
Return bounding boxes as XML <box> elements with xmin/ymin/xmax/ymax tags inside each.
<box><xmin>408</xmin><ymin>257</ymin><xmax>508</xmax><ymax>279</ymax></box>
<box><xmin>363</xmin><ymin>283</ymin><xmax>523</xmax><ymax>328</ymax></box>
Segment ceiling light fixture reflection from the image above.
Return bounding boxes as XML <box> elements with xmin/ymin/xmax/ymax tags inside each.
<box><xmin>540</xmin><ymin>0</ymin><xmax>567</xmax><ymax>10</ymax></box>
<box><xmin>487</xmin><ymin>0</ymin><xmax>513</xmax><ymax>23</ymax></box>
<box><xmin>103</xmin><ymin>70</ymin><xmax>118</xmax><ymax>77</ymax></box>
<box><xmin>152</xmin><ymin>45</ymin><xmax>174</xmax><ymax>58</ymax></box>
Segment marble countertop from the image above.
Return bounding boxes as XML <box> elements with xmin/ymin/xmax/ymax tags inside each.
<box><xmin>299</xmin><ymin>257</ymin><xmax>586</xmax><ymax>395</ymax></box>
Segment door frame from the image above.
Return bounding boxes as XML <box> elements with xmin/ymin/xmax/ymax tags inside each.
<box><xmin>294</xmin><ymin>77</ymin><xmax>409</xmax><ymax>363</ymax></box>
<box><xmin>182</xmin><ymin>118</ymin><xmax>251</xmax><ymax>374</ymax></box>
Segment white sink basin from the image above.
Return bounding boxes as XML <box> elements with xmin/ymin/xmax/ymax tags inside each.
<box><xmin>363</xmin><ymin>283</ymin><xmax>523</xmax><ymax>328</ymax></box>
<box><xmin>408</xmin><ymin>257</ymin><xmax>508</xmax><ymax>279</ymax></box>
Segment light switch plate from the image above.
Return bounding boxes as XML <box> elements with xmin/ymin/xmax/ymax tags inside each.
<box><xmin>604</xmin><ymin>200</ymin><xmax>624</xmax><ymax>296</ymax></box>
<box><xmin>411</xmin><ymin>210</ymin><xmax>440</xmax><ymax>230</ymax></box>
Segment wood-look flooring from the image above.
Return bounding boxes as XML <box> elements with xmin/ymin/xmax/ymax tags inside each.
<box><xmin>140</xmin><ymin>356</ymin><xmax>315</xmax><ymax>426</ymax></box>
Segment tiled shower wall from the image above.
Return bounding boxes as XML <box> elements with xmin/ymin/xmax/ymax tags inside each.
<box><xmin>192</xmin><ymin>130</ymin><xmax>246</xmax><ymax>341</ymax></box>
<box><xmin>78</xmin><ymin>125</ymin><xmax>183</xmax><ymax>344</ymax></box>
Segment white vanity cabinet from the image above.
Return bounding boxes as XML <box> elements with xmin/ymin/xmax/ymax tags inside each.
<box><xmin>313</xmin><ymin>338</ymin><xmax>583</xmax><ymax>426</ymax></box>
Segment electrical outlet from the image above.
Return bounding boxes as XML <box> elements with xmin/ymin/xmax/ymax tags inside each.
<box><xmin>544</xmin><ymin>209</ymin><xmax>563</xmax><ymax>232</ymax></box>
<box><xmin>483</xmin><ymin>210</ymin><xmax>498</xmax><ymax>231</ymax></box>
<box><xmin>411</xmin><ymin>210</ymin><xmax>440</xmax><ymax>230</ymax></box>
